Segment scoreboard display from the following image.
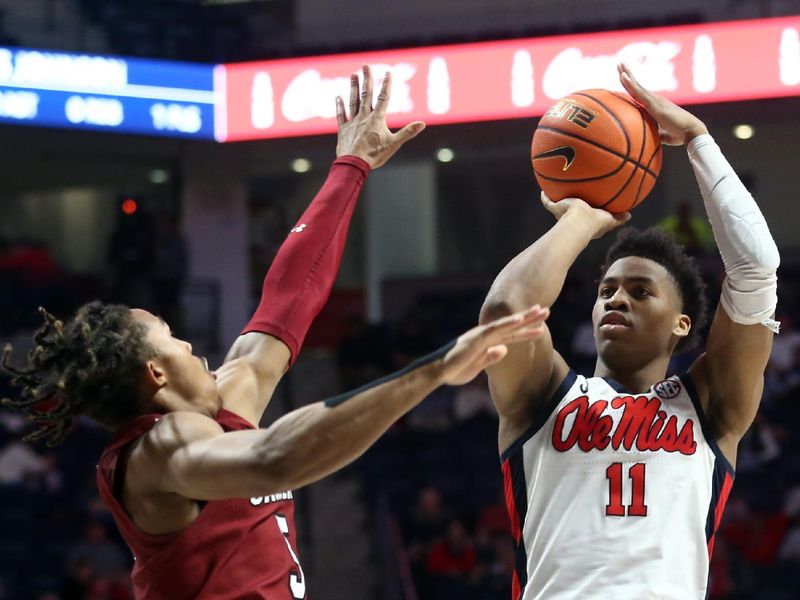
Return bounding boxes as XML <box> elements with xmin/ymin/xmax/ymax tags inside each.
<box><xmin>0</xmin><ymin>47</ymin><xmax>216</xmax><ymax>139</ymax></box>
<box><xmin>0</xmin><ymin>16</ymin><xmax>798</xmax><ymax>142</ymax></box>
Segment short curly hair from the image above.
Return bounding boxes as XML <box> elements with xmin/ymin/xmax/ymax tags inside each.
<box><xmin>601</xmin><ymin>227</ymin><xmax>709</xmax><ymax>353</ymax></box>
<box><xmin>2</xmin><ymin>302</ymin><xmax>157</xmax><ymax>446</ymax></box>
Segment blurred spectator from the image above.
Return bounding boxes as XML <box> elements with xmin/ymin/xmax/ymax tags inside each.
<box><xmin>775</xmin><ymin>346</ymin><xmax>800</xmax><ymax>400</ymax></box>
<box><xmin>22</xmin><ymin>452</ymin><xmax>63</xmax><ymax>495</ymax></box>
<box><xmin>66</xmin><ymin>521</ymin><xmax>130</xmax><ymax>581</ymax></box>
<box><xmin>249</xmin><ymin>200</ymin><xmax>289</xmax><ymax>280</ymax></box>
<box><xmin>0</xmin><ymin>238</ymin><xmax>60</xmax><ymax>287</ymax></box>
<box><xmin>476</xmin><ymin>492</ymin><xmax>510</xmax><ymax>537</ymax></box>
<box><xmin>721</xmin><ymin>497</ymin><xmax>789</xmax><ymax>568</ymax></box>
<box><xmin>425</xmin><ymin>519</ymin><xmax>476</xmax><ymax>599</ymax></box>
<box><xmin>0</xmin><ymin>408</ymin><xmax>27</xmax><ymax>434</ymax></box>
<box><xmin>769</xmin><ymin>314</ymin><xmax>800</xmax><ymax>373</ymax></box>
<box><xmin>336</xmin><ymin>316</ymin><xmax>392</xmax><ymax>389</ymax></box>
<box><xmin>0</xmin><ymin>238</ymin><xmax>64</xmax><ymax>331</ymax></box>
<box><xmin>407</xmin><ymin>387</ymin><xmax>454</xmax><ymax>431</ymax></box>
<box><xmin>92</xmin><ymin>573</ymin><xmax>134</xmax><ymax>600</ymax></box>
<box><xmin>735</xmin><ymin>415</ymin><xmax>782</xmax><ymax>473</ymax></box>
<box><xmin>60</xmin><ymin>555</ymin><xmax>133</xmax><ymax>600</ymax></box>
<box><xmin>453</xmin><ymin>373</ymin><xmax>495</xmax><ymax>422</ymax></box>
<box><xmin>403</xmin><ymin>486</ymin><xmax>451</xmax><ymax>553</ymax></box>
<box><xmin>708</xmin><ymin>537</ymin><xmax>754</xmax><ymax>599</ymax></box>
<box><xmin>658</xmin><ymin>200</ymin><xmax>715</xmax><ymax>257</ymax></box>
<box><xmin>471</xmin><ymin>532</ymin><xmax>514</xmax><ymax>600</ymax></box>
<box><xmin>778</xmin><ymin>486</ymin><xmax>800</xmax><ymax>563</ymax></box>
<box><xmin>61</xmin><ymin>558</ymin><xmax>94</xmax><ymax>600</ymax></box>
<box><xmin>570</xmin><ymin>319</ymin><xmax>596</xmax><ymax>373</ymax></box>
<box><xmin>0</xmin><ymin>440</ymin><xmax>45</xmax><ymax>484</ymax></box>
<box><xmin>391</xmin><ymin>316</ymin><xmax>436</xmax><ymax>369</ymax></box>
<box><xmin>402</xmin><ymin>485</ymin><xmax>452</xmax><ymax>596</ymax></box>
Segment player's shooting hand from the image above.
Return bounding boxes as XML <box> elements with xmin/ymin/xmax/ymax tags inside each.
<box><xmin>617</xmin><ymin>62</ymin><xmax>708</xmax><ymax>146</ymax></box>
<box><xmin>438</xmin><ymin>305</ymin><xmax>549</xmax><ymax>386</ymax></box>
<box><xmin>336</xmin><ymin>65</ymin><xmax>426</xmax><ymax>169</ymax></box>
<box><xmin>540</xmin><ymin>192</ymin><xmax>630</xmax><ymax>239</ymax></box>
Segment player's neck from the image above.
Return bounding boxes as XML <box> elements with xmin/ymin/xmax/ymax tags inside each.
<box><xmin>592</xmin><ymin>356</ymin><xmax>670</xmax><ymax>394</ymax></box>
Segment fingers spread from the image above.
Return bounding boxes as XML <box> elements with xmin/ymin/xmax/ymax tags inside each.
<box><xmin>484</xmin><ymin>305</ymin><xmax>549</xmax><ymax>338</ymax></box>
<box><xmin>501</xmin><ymin>326</ymin><xmax>546</xmax><ymax>345</ymax></box>
<box><xmin>349</xmin><ymin>73</ymin><xmax>360</xmax><ymax>117</ymax></box>
<box><xmin>489</xmin><ymin>306</ymin><xmax>550</xmax><ymax>345</ymax></box>
<box><xmin>392</xmin><ymin>121</ymin><xmax>426</xmax><ymax>145</ymax></box>
<box><xmin>519</xmin><ymin>304</ymin><xmax>550</xmax><ymax>323</ymax></box>
<box><xmin>374</xmin><ymin>71</ymin><xmax>392</xmax><ymax>116</ymax></box>
<box><xmin>360</xmin><ymin>65</ymin><xmax>373</xmax><ymax>113</ymax></box>
<box><xmin>336</xmin><ymin>96</ymin><xmax>346</xmax><ymax>126</ymax></box>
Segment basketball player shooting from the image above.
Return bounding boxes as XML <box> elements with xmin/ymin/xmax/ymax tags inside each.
<box><xmin>1</xmin><ymin>66</ymin><xmax>550</xmax><ymax>599</ymax></box>
<box><xmin>480</xmin><ymin>63</ymin><xmax>779</xmax><ymax>599</ymax></box>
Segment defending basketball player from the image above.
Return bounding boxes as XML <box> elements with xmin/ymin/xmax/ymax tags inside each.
<box><xmin>480</xmin><ymin>63</ymin><xmax>779</xmax><ymax>599</ymax></box>
<box><xmin>1</xmin><ymin>66</ymin><xmax>551</xmax><ymax>599</ymax></box>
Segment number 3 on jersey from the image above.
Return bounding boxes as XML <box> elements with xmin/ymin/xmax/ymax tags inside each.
<box><xmin>275</xmin><ymin>514</ymin><xmax>306</xmax><ymax>599</ymax></box>
<box><xmin>605</xmin><ymin>462</ymin><xmax>647</xmax><ymax>517</ymax></box>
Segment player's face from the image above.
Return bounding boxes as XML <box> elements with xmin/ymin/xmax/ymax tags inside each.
<box><xmin>131</xmin><ymin>309</ymin><xmax>219</xmax><ymax>415</ymax></box>
<box><xmin>592</xmin><ymin>257</ymin><xmax>691</xmax><ymax>369</ymax></box>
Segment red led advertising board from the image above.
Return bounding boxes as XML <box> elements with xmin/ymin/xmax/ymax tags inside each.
<box><xmin>216</xmin><ymin>16</ymin><xmax>800</xmax><ymax>142</ymax></box>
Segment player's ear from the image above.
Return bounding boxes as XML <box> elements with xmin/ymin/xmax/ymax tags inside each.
<box><xmin>673</xmin><ymin>314</ymin><xmax>691</xmax><ymax>339</ymax></box>
<box><xmin>142</xmin><ymin>360</ymin><xmax>167</xmax><ymax>389</ymax></box>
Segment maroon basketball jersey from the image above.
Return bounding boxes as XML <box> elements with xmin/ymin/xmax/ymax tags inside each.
<box><xmin>97</xmin><ymin>408</ymin><xmax>306</xmax><ymax>600</ymax></box>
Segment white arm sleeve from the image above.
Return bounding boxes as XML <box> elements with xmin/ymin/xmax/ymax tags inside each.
<box><xmin>687</xmin><ymin>134</ymin><xmax>780</xmax><ymax>333</ymax></box>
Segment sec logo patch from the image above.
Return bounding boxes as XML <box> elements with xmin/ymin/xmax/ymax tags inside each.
<box><xmin>654</xmin><ymin>379</ymin><xmax>682</xmax><ymax>399</ymax></box>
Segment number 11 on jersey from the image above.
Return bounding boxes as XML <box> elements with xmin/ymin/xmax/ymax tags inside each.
<box><xmin>605</xmin><ymin>462</ymin><xmax>647</xmax><ymax>517</ymax></box>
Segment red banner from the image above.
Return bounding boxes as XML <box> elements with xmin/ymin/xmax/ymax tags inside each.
<box><xmin>217</xmin><ymin>16</ymin><xmax>800</xmax><ymax>142</ymax></box>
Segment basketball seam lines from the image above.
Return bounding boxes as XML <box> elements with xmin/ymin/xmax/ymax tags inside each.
<box><xmin>600</xmin><ymin>102</ymin><xmax>648</xmax><ymax>210</ymax></box>
<box><xmin>631</xmin><ymin>144</ymin><xmax>662</xmax><ymax>210</ymax></box>
<box><xmin>573</xmin><ymin>91</ymin><xmax>632</xmax><ymax>159</ymax></box>
<box><xmin>533</xmin><ymin>126</ymin><xmax>659</xmax><ymax>180</ymax></box>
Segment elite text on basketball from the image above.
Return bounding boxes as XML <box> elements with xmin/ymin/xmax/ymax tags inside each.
<box><xmin>543</xmin><ymin>100</ymin><xmax>597</xmax><ymax>128</ymax></box>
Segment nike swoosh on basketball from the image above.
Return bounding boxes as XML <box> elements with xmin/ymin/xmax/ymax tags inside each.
<box><xmin>532</xmin><ymin>146</ymin><xmax>576</xmax><ymax>172</ymax></box>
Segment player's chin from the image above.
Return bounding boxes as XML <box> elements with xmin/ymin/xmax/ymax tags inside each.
<box><xmin>596</xmin><ymin>331</ymin><xmax>640</xmax><ymax>357</ymax></box>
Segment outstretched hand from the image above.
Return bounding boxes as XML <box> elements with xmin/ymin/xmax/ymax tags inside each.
<box><xmin>439</xmin><ymin>305</ymin><xmax>550</xmax><ymax>386</ymax></box>
<box><xmin>617</xmin><ymin>63</ymin><xmax>708</xmax><ymax>146</ymax></box>
<box><xmin>336</xmin><ymin>65</ymin><xmax>426</xmax><ymax>169</ymax></box>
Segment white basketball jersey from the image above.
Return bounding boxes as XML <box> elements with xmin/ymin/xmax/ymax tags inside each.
<box><xmin>500</xmin><ymin>370</ymin><xmax>734</xmax><ymax>600</ymax></box>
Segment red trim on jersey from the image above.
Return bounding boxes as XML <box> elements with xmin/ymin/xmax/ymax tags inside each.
<box><xmin>707</xmin><ymin>471</ymin><xmax>734</xmax><ymax>557</ymax></box>
<box><xmin>511</xmin><ymin>570</ymin><xmax>521</xmax><ymax>600</ymax></box>
<box><xmin>502</xmin><ymin>460</ymin><xmax>521</xmax><ymax>543</ymax></box>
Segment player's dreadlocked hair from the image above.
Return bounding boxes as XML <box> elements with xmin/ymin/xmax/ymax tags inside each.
<box><xmin>1</xmin><ymin>302</ymin><xmax>157</xmax><ymax>446</ymax></box>
<box><xmin>601</xmin><ymin>227</ymin><xmax>709</xmax><ymax>353</ymax></box>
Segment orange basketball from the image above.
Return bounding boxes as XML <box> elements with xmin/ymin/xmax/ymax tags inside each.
<box><xmin>531</xmin><ymin>89</ymin><xmax>662</xmax><ymax>214</ymax></box>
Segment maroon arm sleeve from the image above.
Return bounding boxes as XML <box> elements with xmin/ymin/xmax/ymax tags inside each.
<box><xmin>241</xmin><ymin>155</ymin><xmax>370</xmax><ymax>365</ymax></box>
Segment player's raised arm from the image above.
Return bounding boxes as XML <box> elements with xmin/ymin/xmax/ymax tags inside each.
<box><xmin>480</xmin><ymin>192</ymin><xmax>628</xmax><ymax>450</ymax></box>
<box><xmin>618</xmin><ymin>63</ymin><xmax>779</xmax><ymax>464</ymax></box>
<box><xmin>223</xmin><ymin>66</ymin><xmax>425</xmax><ymax>422</ymax></box>
<box><xmin>137</xmin><ymin>306</ymin><xmax>548</xmax><ymax>500</ymax></box>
